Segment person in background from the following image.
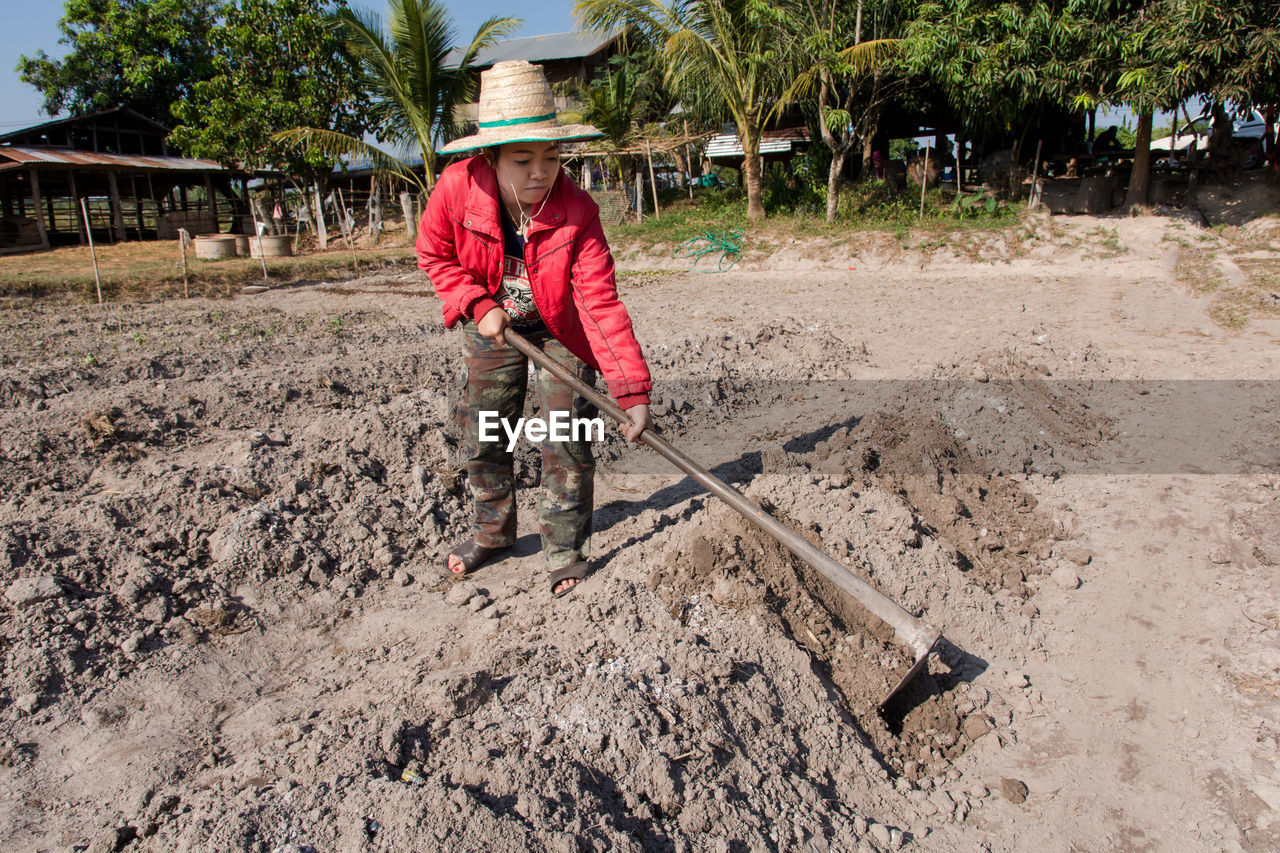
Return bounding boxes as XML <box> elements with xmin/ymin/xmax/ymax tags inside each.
<box><xmin>1093</xmin><ymin>125</ymin><xmax>1120</xmax><ymax>152</ymax></box>
<box><xmin>1207</xmin><ymin>105</ymin><xmax>1240</xmax><ymax>184</ymax></box>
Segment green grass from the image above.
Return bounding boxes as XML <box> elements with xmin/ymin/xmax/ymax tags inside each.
<box><xmin>605</xmin><ymin>181</ymin><xmax>1024</xmax><ymax>249</ymax></box>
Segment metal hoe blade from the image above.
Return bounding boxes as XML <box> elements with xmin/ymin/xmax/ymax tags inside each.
<box><xmin>504</xmin><ymin>329</ymin><xmax>943</xmax><ymax>707</ymax></box>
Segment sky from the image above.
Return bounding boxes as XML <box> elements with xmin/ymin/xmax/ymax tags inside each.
<box><xmin>0</xmin><ymin>0</ymin><xmax>578</xmax><ymax>131</ymax></box>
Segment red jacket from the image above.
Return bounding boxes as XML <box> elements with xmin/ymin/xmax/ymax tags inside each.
<box><xmin>416</xmin><ymin>155</ymin><xmax>651</xmax><ymax>408</ymax></box>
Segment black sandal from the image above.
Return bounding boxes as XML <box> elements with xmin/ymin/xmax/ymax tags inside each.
<box><xmin>445</xmin><ymin>540</ymin><xmax>508</xmax><ymax>578</ymax></box>
<box><xmin>549</xmin><ymin>561</ymin><xmax>593</xmax><ymax>598</ymax></box>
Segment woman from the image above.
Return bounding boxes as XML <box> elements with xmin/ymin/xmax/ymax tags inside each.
<box><xmin>416</xmin><ymin>60</ymin><xmax>652</xmax><ymax>597</ymax></box>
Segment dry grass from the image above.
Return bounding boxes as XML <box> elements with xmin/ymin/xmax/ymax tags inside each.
<box><xmin>0</xmin><ymin>234</ymin><xmax>418</xmax><ymax>305</ymax></box>
<box><xmin>1175</xmin><ymin>240</ymin><xmax>1280</xmax><ymax>329</ymax></box>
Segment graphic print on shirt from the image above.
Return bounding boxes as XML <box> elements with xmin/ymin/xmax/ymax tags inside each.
<box><xmin>496</xmin><ymin>207</ymin><xmax>541</xmax><ymax>327</ymax></box>
<box><xmin>496</xmin><ymin>254</ymin><xmax>540</xmax><ymax>326</ymax></box>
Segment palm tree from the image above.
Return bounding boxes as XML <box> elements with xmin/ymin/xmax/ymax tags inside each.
<box><xmin>277</xmin><ymin>0</ymin><xmax>519</xmax><ymax>192</ymax></box>
<box><xmin>576</xmin><ymin>0</ymin><xmax>797</xmax><ymax>221</ymax></box>
<box><xmin>560</xmin><ymin>57</ymin><xmax>649</xmax><ymax>187</ymax></box>
<box><xmin>572</xmin><ymin>65</ymin><xmax>641</xmax><ymax>187</ymax></box>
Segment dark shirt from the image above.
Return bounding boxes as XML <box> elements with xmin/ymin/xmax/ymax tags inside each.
<box><xmin>496</xmin><ymin>207</ymin><xmax>541</xmax><ymax>327</ymax></box>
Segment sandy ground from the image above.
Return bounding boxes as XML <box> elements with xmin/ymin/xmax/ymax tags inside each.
<box><xmin>1</xmin><ymin>185</ymin><xmax>1279</xmax><ymax>852</ymax></box>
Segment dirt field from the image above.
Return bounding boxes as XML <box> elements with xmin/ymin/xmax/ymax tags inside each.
<box><xmin>1</xmin><ymin>186</ymin><xmax>1279</xmax><ymax>852</ymax></box>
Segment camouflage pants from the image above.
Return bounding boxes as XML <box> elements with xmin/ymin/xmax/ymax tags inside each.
<box><xmin>458</xmin><ymin>321</ymin><xmax>597</xmax><ymax>570</ymax></box>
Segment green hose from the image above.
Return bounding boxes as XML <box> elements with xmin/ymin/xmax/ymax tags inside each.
<box><xmin>673</xmin><ymin>229</ymin><xmax>744</xmax><ymax>272</ymax></box>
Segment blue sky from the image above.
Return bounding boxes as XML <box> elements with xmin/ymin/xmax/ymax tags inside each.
<box><xmin>0</xmin><ymin>0</ymin><xmax>577</xmax><ymax>131</ymax></box>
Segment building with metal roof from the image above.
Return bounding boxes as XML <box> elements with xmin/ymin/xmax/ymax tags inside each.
<box><xmin>446</xmin><ymin>30</ymin><xmax>623</xmax><ymax>84</ymax></box>
<box><xmin>705</xmin><ymin>127</ymin><xmax>813</xmax><ymax>166</ymax></box>
<box><xmin>0</xmin><ymin>107</ymin><xmax>243</xmax><ymax>255</ymax></box>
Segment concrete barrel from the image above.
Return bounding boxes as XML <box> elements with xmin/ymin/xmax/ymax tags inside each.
<box><xmin>193</xmin><ymin>235</ymin><xmax>237</xmax><ymax>260</ymax></box>
<box><xmin>248</xmin><ymin>234</ymin><xmax>293</xmax><ymax>258</ymax></box>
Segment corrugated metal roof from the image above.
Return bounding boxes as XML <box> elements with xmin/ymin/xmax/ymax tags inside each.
<box><xmin>705</xmin><ymin>128</ymin><xmax>811</xmax><ymax>160</ymax></box>
<box><xmin>446</xmin><ymin>30</ymin><xmax>620</xmax><ymax>68</ymax></box>
<box><xmin>0</xmin><ymin>107</ymin><xmax>169</xmax><ymax>145</ymax></box>
<box><xmin>0</xmin><ymin>146</ymin><xmax>224</xmax><ymax>171</ymax></box>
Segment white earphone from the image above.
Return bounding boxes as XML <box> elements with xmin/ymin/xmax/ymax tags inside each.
<box><xmin>509</xmin><ymin>166</ymin><xmax>558</xmax><ymax>238</ymax></box>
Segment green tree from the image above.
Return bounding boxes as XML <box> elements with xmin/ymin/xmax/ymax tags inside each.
<box><xmin>1103</xmin><ymin>0</ymin><xmax>1280</xmax><ymax>203</ymax></box>
<box><xmin>168</xmin><ymin>0</ymin><xmax>368</xmax><ymax>181</ymax></box>
<box><xmin>900</xmin><ymin>0</ymin><xmax>1067</xmax><ymax>189</ymax></box>
<box><xmin>576</xmin><ymin>0</ymin><xmax>799</xmax><ymax>221</ymax></box>
<box><xmin>785</xmin><ymin>0</ymin><xmax>901</xmax><ymax>221</ymax></box>
<box><xmin>17</xmin><ymin>0</ymin><xmax>220</xmax><ymax>124</ymax></box>
<box><xmin>564</xmin><ymin>60</ymin><xmax>645</xmax><ymax>186</ymax></box>
<box><xmin>559</xmin><ymin>50</ymin><xmax>675</xmax><ymax>187</ymax></box>
<box><xmin>277</xmin><ymin>0</ymin><xmax>519</xmax><ymax>191</ymax></box>
<box><xmin>902</xmin><ymin>0</ymin><xmax>1280</xmax><ymax>206</ymax></box>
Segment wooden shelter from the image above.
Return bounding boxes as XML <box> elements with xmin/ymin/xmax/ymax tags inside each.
<box><xmin>0</xmin><ymin>107</ymin><xmax>246</xmax><ymax>255</ymax></box>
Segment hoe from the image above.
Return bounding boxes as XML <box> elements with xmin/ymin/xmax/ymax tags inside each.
<box><xmin>505</xmin><ymin>329</ymin><xmax>942</xmax><ymax>707</ymax></box>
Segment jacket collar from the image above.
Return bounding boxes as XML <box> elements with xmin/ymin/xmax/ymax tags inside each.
<box><xmin>462</xmin><ymin>154</ymin><xmax>567</xmax><ymax>238</ymax></box>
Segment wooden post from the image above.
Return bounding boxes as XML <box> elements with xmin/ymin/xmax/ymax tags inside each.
<box><xmin>146</xmin><ymin>173</ymin><xmax>158</xmax><ymax>213</ymax></box>
<box><xmin>368</xmin><ymin>176</ymin><xmax>382</xmax><ymax>241</ymax></box>
<box><xmin>400</xmin><ymin>191</ymin><xmax>416</xmax><ymax>240</ymax></box>
<box><xmin>29</xmin><ymin>169</ymin><xmax>50</xmax><ymax>250</ymax></box>
<box><xmin>177</xmin><ymin>228</ymin><xmax>190</xmax><ymax>298</ymax></box>
<box><xmin>69</xmin><ymin>171</ymin><xmax>86</xmax><ymax>245</ymax></box>
<box><xmin>204</xmin><ymin>173</ymin><xmax>217</xmax><ymax>231</ymax></box>
<box><xmin>338</xmin><ymin>187</ymin><xmax>359</xmax><ymax>276</ymax></box>
<box><xmin>646</xmin><ymin>141</ymin><xmax>660</xmax><ymax>221</ymax></box>
<box><xmin>130</xmin><ymin>175</ymin><xmax>144</xmax><ymax>240</ymax></box>
<box><xmin>46</xmin><ymin>179</ymin><xmax>57</xmax><ymax>238</ymax></box>
<box><xmin>685</xmin><ymin>120</ymin><xmax>695</xmax><ymax>199</ymax></box>
<box><xmin>80</xmin><ymin>198</ymin><xmax>103</xmax><ymax>303</ymax></box>
<box><xmin>635</xmin><ymin>171</ymin><xmax>644</xmax><ymax>222</ymax></box>
<box><xmin>107</xmin><ymin>170</ymin><xmax>126</xmax><ymax>242</ymax></box>
<box><xmin>919</xmin><ymin>146</ymin><xmax>930</xmax><ymax>219</ymax></box>
<box><xmin>1008</xmin><ymin>137</ymin><xmax>1021</xmax><ymax>200</ymax></box>
<box><xmin>313</xmin><ymin>184</ymin><xmax>329</xmax><ymax>249</ymax></box>
<box><xmin>251</xmin><ymin>196</ymin><xmax>276</xmax><ymax>235</ymax></box>
<box><xmin>1029</xmin><ymin>139</ymin><xmax>1043</xmax><ymax>209</ymax></box>
<box><xmin>249</xmin><ymin>205</ymin><xmax>270</xmax><ymax>288</ymax></box>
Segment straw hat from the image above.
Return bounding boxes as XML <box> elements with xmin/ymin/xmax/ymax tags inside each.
<box><xmin>440</xmin><ymin>60</ymin><xmax>603</xmax><ymax>154</ymax></box>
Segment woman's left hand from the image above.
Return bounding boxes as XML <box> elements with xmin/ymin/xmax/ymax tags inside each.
<box><xmin>620</xmin><ymin>404</ymin><xmax>651</xmax><ymax>443</ymax></box>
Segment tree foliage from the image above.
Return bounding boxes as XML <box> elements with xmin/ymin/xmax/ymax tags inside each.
<box><xmin>576</xmin><ymin>0</ymin><xmax>800</xmax><ymax>220</ymax></box>
<box><xmin>558</xmin><ymin>48</ymin><xmax>676</xmax><ymax>184</ymax></box>
<box><xmin>276</xmin><ymin>0</ymin><xmax>518</xmax><ymax>191</ymax></box>
<box><xmin>17</xmin><ymin>0</ymin><xmax>220</xmax><ymax>124</ymax></box>
<box><xmin>168</xmin><ymin>0</ymin><xmax>369</xmax><ymax>178</ymax></box>
<box><xmin>784</xmin><ymin>0</ymin><xmax>904</xmax><ymax>220</ymax></box>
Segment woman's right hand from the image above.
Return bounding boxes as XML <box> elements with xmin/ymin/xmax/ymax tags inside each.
<box><xmin>477</xmin><ymin>307</ymin><xmax>512</xmax><ymax>345</ymax></box>
<box><xmin>620</xmin><ymin>403</ymin><xmax>651</xmax><ymax>443</ymax></box>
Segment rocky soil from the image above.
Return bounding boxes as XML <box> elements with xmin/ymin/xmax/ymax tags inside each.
<box><xmin>2</xmin><ymin>195</ymin><xmax>1279</xmax><ymax>852</ymax></box>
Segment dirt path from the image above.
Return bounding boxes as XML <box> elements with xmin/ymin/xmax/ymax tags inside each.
<box><xmin>0</xmin><ymin>208</ymin><xmax>1278</xmax><ymax>852</ymax></box>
